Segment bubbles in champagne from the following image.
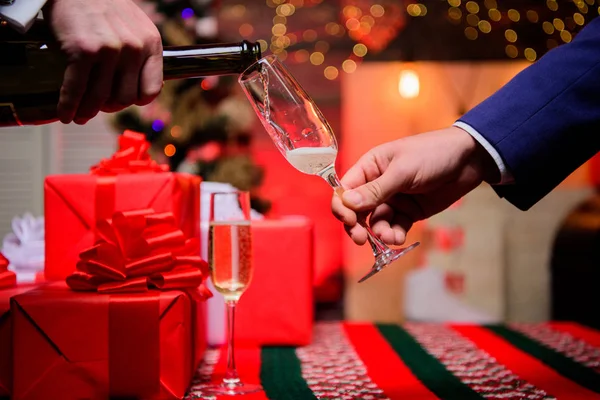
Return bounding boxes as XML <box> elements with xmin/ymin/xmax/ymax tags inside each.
<box><xmin>259</xmin><ymin>64</ymin><xmax>270</xmax><ymax>122</ymax></box>
<box><xmin>301</xmin><ymin>128</ymin><xmax>313</xmax><ymax>137</ymax></box>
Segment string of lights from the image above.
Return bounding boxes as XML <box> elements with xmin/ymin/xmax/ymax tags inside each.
<box><xmin>440</xmin><ymin>0</ymin><xmax>600</xmax><ymax>62</ymax></box>
<box><xmin>229</xmin><ymin>0</ymin><xmax>600</xmax><ymax>80</ymax></box>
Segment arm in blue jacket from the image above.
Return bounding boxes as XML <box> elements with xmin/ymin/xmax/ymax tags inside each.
<box><xmin>457</xmin><ymin>16</ymin><xmax>600</xmax><ymax>210</ymax></box>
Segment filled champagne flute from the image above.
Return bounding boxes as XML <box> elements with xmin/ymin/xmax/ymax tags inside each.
<box><xmin>204</xmin><ymin>191</ymin><xmax>261</xmax><ymax>396</ymax></box>
<box><xmin>239</xmin><ymin>55</ymin><xmax>419</xmax><ymax>283</ymax></box>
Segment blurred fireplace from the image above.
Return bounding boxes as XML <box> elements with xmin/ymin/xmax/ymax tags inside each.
<box><xmin>551</xmin><ymin>191</ymin><xmax>600</xmax><ymax>329</ymax></box>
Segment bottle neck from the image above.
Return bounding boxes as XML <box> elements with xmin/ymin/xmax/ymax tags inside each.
<box><xmin>162</xmin><ymin>40</ymin><xmax>262</xmax><ymax>80</ymax></box>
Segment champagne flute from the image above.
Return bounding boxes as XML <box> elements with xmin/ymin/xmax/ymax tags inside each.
<box><xmin>204</xmin><ymin>191</ymin><xmax>261</xmax><ymax>396</ymax></box>
<box><xmin>239</xmin><ymin>55</ymin><xmax>419</xmax><ymax>283</ymax></box>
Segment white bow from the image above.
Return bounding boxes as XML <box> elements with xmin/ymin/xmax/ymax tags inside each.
<box><xmin>2</xmin><ymin>213</ymin><xmax>44</xmax><ymax>281</ymax></box>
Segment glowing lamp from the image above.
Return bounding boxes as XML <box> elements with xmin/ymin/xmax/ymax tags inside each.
<box><xmin>398</xmin><ymin>70</ymin><xmax>419</xmax><ymax>99</ymax></box>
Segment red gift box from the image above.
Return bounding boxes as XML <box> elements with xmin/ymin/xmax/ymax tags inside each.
<box><xmin>11</xmin><ymin>283</ymin><xmax>206</xmax><ymax>400</ymax></box>
<box><xmin>44</xmin><ymin>131</ymin><xmax>200</xmax><ymax>280</ymax></box>
<box><xmin>233</xmin><ymin>217</ymin><xmax>314</xmax><ymax>346</ymax></box>
<box><xmin>1</xmin><ymin>252</ymin><xmax>41</xmax><ymax>397</ymax></box>
<box><xmin>11</xmin><ymin>209</ymin><xmax>210</xmax><ymax>399</ymax></box>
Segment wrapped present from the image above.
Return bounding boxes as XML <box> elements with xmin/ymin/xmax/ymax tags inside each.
<box><xmin>2</xmin><ymin>213</ymin><xmax>45</xmax><ymax>283</ymax></box>
<box><xmin>11</xmin><ymin>210</ymin><xmax>211</xmax><ymax>400</ymax></box>
<box><xmin>0</xmin><ymin>253</ymin><xmax>41</xmax><ymax>397</ymax></box>
<box><xmin>205</xmin><ymin>217</ymin><xmax>314</xmax><ymax>346</ymax></box>
<box><xmin>44</xmin><ymin>130</ymin><xmax>200</xmax><ymax>280</ymax></box>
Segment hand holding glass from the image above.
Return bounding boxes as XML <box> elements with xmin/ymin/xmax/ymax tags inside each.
<box><xmin>239</xmin><ymin>56</ymin><xmax>419</xmax><ymax>283</ymax></box>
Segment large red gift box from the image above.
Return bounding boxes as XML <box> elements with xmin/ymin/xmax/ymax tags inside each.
<box><xmin>231</xmin><ymin>217</ymin><xmax>314</xmax><ymax>346</ymax></box>
<box><xmin>11</xmin><ymin>283</ymin><xmax>207</xmax><ymax>400</ymax></box>
<box><xmin>44</xmin><ymin>131</ymin><xmax>200</xmax><ymax>280</ymax></box>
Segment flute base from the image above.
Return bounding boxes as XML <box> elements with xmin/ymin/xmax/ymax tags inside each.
<box><xmin>358</xmin><ymin>242</ymin><xmax>421</xmax><ymax>283</ymax></box>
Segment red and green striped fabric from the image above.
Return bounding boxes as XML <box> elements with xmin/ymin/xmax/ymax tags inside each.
<box><xmin>185</xmin><ymin>322</ymin><xmax>600</xmax><ymax>400</ymax></box>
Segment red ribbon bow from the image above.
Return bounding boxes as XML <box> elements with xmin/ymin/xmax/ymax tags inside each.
<box><xmin>0</xmin><ymin>252</ymin><xmax>16</xmax><ymax>289</ymax></box>
<box><xmin>90</xmin><ymin>130</ymin><xmax>170</xmax><ymax>176</ymax></box>
<box><xmin>66</xmin><ymin>209</ymin><xmax>211</xmax><ymax>295</ymax></box>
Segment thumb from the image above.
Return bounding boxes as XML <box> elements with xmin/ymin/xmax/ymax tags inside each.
<box><xmin>341</xmin><ymin>172</ymin><xmax>400</xmax><ymax>211</ymax></box>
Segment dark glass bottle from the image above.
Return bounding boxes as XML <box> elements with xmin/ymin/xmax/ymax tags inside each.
<box><xmin>0</xmin><ymin>22</ymin><xmax>262</xmax><ymax>127</ymax></box>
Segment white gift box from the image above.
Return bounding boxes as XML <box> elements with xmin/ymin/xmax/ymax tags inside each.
<box><xmin>2</xmin><ymin>213</ymin><xmax>44</xmax><ymax>283</ymax></box>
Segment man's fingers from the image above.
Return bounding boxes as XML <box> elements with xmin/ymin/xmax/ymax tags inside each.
<box><xmin>344</xmin><ymin>223</ymin><xmax>368</xmax><ymax>246</ymax></box>
<box><xmin>331</xmin><ymin>192</ymin><xmax>358</xmax><ymax>226</ymax></box>
<box><xmin>73</xmin><ymin>45</ymin><xmax>120</xmax><ymax>124</ymax></box>
<box><xmin>136</xmin><ymin>29</ymin><xmax>163</xmax><ymax>106</ymax></box>
<box><xmin>104</xmin><ymin>14</ymin><xmax>144</xmax><ymax>110</ymax></box>
<box><xmin>58</xmin><ymin>58</ymin><xmax>93</xmax><ymax>124</ymax></box>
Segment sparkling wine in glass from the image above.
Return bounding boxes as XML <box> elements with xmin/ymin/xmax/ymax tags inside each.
<box><xmin>204</xmin><ymin>191</ymin><xmax>261</xmax><ymax>396</ymax></box>
<box><xmin>239</xmin><ymin>55</ymin><xmax>419</xmax><ymax>283</ymax></box>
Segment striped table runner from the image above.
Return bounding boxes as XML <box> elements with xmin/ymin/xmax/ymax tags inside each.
<box><xmin>185</xmin><ymin>322</ymin><xmax>600</xmax><ymax>400</ymax></box>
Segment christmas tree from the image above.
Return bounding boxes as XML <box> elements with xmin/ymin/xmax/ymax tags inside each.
<box><xmin>110</xmin><ymin>0</ymin><xmax>271</xmax><ymax>214</ymax></box>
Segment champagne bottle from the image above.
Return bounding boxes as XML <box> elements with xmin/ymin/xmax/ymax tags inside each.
<box><xmin>0</xmin><ymin>22</ymin><xmax>262</xmax><ymax>127</ymax></box>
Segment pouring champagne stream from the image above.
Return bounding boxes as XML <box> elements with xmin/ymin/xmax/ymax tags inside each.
<box><xmin>239</xmin><ymin>55</ymin><xmax>419</xmax><ymax>283</ymax></box>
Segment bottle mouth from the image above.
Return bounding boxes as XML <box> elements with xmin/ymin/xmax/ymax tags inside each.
<box><xmin>239</xmin><ymin>54</ymin><xmax>279</xmax><ymax>83</ymax></box>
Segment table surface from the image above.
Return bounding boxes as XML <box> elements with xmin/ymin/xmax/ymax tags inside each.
<box><xmin>184</xmin><ymin>321</ymin><xmax>600</xmax><ymax>400</ymax></box>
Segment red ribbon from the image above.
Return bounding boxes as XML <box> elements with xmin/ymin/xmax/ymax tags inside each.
<box><xmin>0</xmin><ymin>252</ymin><xmax>16</xmax><ymax>289</ymax></box>
<box><xmin>90</xmin><ymin>130</ymin><xmax>170</xmax><ymax>176</ymax></box>
<box><xmin>66</xmin><ymin>209</ymin><xmax>211</xmax><ymax>295</ymax></box>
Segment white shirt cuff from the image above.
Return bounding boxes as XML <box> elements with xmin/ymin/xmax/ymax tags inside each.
<box><xmin>0</xmin><ymin>0</ymin><xmax>47</xmax><ymax>33</ymax></box>
<box><xmin>453</xmin><ymin>121</ymin><xmax>514</xmax><ymax>185</ymax></box>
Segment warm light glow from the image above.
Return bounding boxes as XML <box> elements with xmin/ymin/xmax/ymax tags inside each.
<box><xmin>287</xmin><ymin>33</ymin><xmax>298</xmax><ymax>45</ymax></box>
<box><xmin>315</xmin><ymin>40</ymin><xmax>330</xmax><ymax>53</ymax></box>
<box><xmin>561</xmin><ymin>30</ymin><xmax>573</xmax><ymax>42</ymax></box>
<box><xmin>524</xmin><ymin>47</ymin><xmax>537</xmax><ymax>62</ymax></box>
<box><xmin>526</xmin><ymin>10</ymin><xmax>539</xmax><ymax>23</ymax></box>
<box><xmin>508</xmin><ymin>9</ymin><xmax>521</xmax><ymax>22</ymax></box>
<box><xmin>276</xmin><ymin>4</ymin><xmax>295</xmax><ymax>16</ymax></box>
<box><xmin>342</xmin><ymin>59</ymin><xmax>357</xmax><ymax>73</ymax></box>
<box><xmin>546</xmin><ymin>0</ymin><xmax>558</xmax><ymax>11</ymax></box>
<box><xmin>273</xmin><ymin>15</ymin><xmax>287</xmax><ymax>24</ymax></box>
<box><xmin>484</xmin><ymin>0</ymin><xmax>497</xmax><ymax>9</ymax></box>
<box><xmin>488</xmin><ymin>8</ymin><xmax>501</xmax><ymax>21</ymax></box>
<box><xmin>303</xmin><ymin>29</ymin><xmax>318</xmax><ymax>41</ymax></box>
<box><xmin>343</xmin><ymin>5</ymin><xmax>362</xmax><ymax>18</ymax></box>
<box><xmin>398</xmin><ymin>70</ymin><xmax>420</xmax><ymax>99</ymax></box>
<box><xmin>466</xmin><ymin>1</ymin><xmax>479</xmax><ymax>14</ymax></box>
<box><xmin>239</xmin><ymin>23</ymin><xmax>254</xmax><ymax>37</ymax></box>
<box><xmin>346</xmin><ymin>18</ymin><xmax>360</xmax><ymax>31</ymax></box>
<box><xmin>543</xmin><ymin>21</ymin><xmax>555</xmax><ymax>34</ymax></box>
<box><xmin>324</xmin><ymin>66</ymin><xmax>339</xmax><ymax>80</ymax></box>
<box><xmin>466</xmin><ymin>14</ymin><xmax>479</xmax><ymax>26</ymax></box>
<box><xmin>170</xmin><ymin>125</ymin><xmax>181</xmax><ymax>138</ymax></box>
<box><xmin>574</xmin><ymin>12</ymin><xmax>585</xmax><ymax>25</ymax></box>
<box><xmin>295</xmin><ymin>49</ymin><xmax>310</xmax><ymax>63</ymax></box>
<box><xmin>272</xmin><ymin>23</ymin><xmax>287</xmax><ymax>36</ymax></box>
<box><xmin>464</xmin><ymin>26</ymin><xmax>478</xmax><ymax>40</ymax></box>
<box><xmin>478</xmin><ymin>20</ymin><xmax>492</xmax><ymax>33</ymax></box>
<box><xmin>361</xmin><ymin>15</ymin><xmax>375</xmax><ymax>26</ymax></box>
<box><xmin>310</xmin><ymin>51</ymin><xmax>325</xmax><ymax>65</ymax></box>
<box><xmin>353</xmin><ymin>43</ymin><xmax>368</xmax><ymax>57</ymax></box>
<box><xmin>448</xmin><ymin>0</ymin><xmax>461</xmax><ymax>7</ymax></box>
<box><xmin>553</xmin><ymin>18</ymin><xmax>565</xmax><ymax>31</ymax></box>
<box><xmin>230</xmin><ymin>4</ymin><xmax>246</xmax><ymax>18</ymax></box>
<box><xmin>505</xmin><ymin>44</ymin><xmax>518</xmax><ymax>58</ymax></box>
<box><xmin>449</xmin><ymin>7</ymin><xmax>462</xmax><ymax>20</ymax></box>
<box><xmin>258</xmin><ymin>39</ymin><xmax>268</xmax><ymax>53</ymax></box>
<box><xmin>504</xmin><ymin>29</ymin><xmax>517</xmax><ymax>42</ymax></box>
<box><xmin>164</xmin><ymin>144</ymin><xmax>176</xmax><ymax>157</ymax></box>
<box><xmin>325</xmin><ymin>22</ymin><xmax>341</xmax><ymax>35</ymax></box>
<box><xmin>370</xmin><ymin>4</ymin><xmax>385</xmax><ymax>17</ymax></box>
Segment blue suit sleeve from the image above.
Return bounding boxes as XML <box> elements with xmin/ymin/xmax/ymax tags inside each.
<box><xmin>458</xmin><ymin>17</ymin><xmax>600</xmax><ymax>210</ymax></box>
